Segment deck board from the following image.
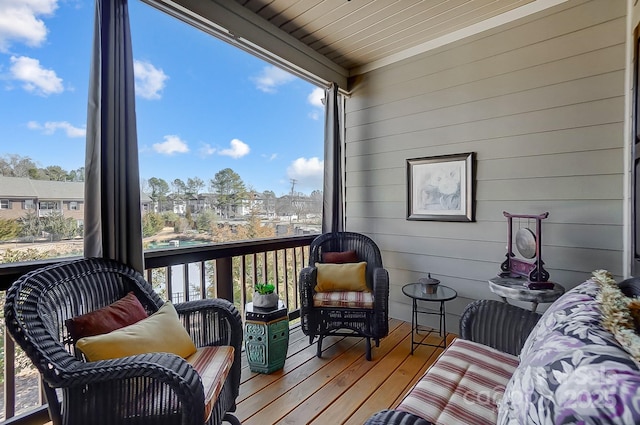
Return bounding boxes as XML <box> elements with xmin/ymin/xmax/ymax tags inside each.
<box><xmin>236</xmin><ymin>319</ymin><xmax>453</xmax><ymax>424</ymax></box>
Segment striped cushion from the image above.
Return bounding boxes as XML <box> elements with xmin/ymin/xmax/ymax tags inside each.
<box><xmin>186</xmin><ymin>346</ymin><xmax>235</xmax><ymax>421</ymax></box>
<box><xmin>313</xmin><ymin>291</ymin><xmax>374</xmax><ymax>308</ymax></box>
<box><xmin>397</xmin><ymin>339</ymin><xmax>519</xmax><ymax>424</ymax></box>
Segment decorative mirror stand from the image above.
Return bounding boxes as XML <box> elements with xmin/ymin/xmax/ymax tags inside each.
<box><xmin>499</xmin><ymin>211</ymin><xmax>553</xmax><ymax>289</ymax></box>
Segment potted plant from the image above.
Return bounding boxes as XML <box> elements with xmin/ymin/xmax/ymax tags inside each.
<box><xmin>253</xmin><ymin>283</ymin><xmax>279</xmax><ymax>309</ymax></box>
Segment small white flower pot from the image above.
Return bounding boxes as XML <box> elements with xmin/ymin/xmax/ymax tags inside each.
<box><xmin>253</xmin><ymin>292</ymin><xmax>279</xmax><ymax>309</ymax></box>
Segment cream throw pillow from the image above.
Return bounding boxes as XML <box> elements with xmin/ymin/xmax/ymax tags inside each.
<box><xmin>315</xmin><ymin>261</ymin><xmax>368</xmax><ymax>292</ymax></box>
<box><xmin>76</xmin><ymin>301</ymin><xmax>197</xmax><ymax>361</ymax></box>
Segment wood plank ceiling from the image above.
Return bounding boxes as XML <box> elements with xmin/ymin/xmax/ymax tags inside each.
<box><xmin>233</xmin><ymin>0</ymin><xmax>536</xmax><ymax>70</ymax></box>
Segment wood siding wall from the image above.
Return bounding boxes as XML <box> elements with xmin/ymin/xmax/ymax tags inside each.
<box><xmin>344</xmin><ymin>0</ymin><xmax>626</xmax><ymax>328</ymax></box>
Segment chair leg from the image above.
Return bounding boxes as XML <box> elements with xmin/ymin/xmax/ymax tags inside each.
<box><xmin>309</xmin><ymin>335</ymin><xmax>315</xmax><ymax>345</ymax></box>
<box><xmin>223</xmin><ymin>413</ymin><xmax>241</xmax><ymax>425</ymax></box>
<box><xmin>366</xmin><ymin>338</ymin><xmax>372</xmax><ymax>361</ymax></box>
<box><xmin>316</xmin><ymin>335</ymin><xmax>324</xmax><ymax>358</ymax></box>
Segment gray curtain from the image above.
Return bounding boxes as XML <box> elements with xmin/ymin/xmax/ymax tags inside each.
<box><xmin>84</xmin><ymin>0</ymin><xmax>144</xmax><ymax>273</ymax></box>
<box><xmin>322</xmin><ymin>83</ymin><xmax>344</xmax><ymax>233</ymax></box>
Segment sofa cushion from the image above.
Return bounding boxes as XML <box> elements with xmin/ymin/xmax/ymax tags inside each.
<box><xmin>322</xmin><ymin>250</ymin><xmax>359</xmax><ymax>264</ymax></box>
<box><xmin>397</xmin><ymin>338</ymin><xmax>519</xmax><ymax>424</ymax></box>
<box><xmin>313</xmin><ymin>291</ymin><xmax>374</xmax><ymax>309</ymax></box>
<box><xmin>186</xmin><ymin>346</ymin><xmax>235</xmax><ymax>421</ymax></box>
<box><xmin>66</xmin><ymin>291</ymin><xmax>148</xmax><ymax>342</ymax></box>
<box><xmin>314</xmin><ymin>262</ymin><xmax>368</xmax><ymax>292</ymax></box>
<box><xmin>498</xmin><ymin>273</ymin><xmax>640</xmax><ymax>424</ymax></box>
<box><xmin>76</xmin><ymin>301</ymin><xmax>197</xmax><ymax>361</ymax></box>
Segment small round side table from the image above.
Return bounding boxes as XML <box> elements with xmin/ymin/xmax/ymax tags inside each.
<box><xmin>488</xmin><ymin>276</ymin><xmax>565</xmax><ymax>312</ymax></box>
<box><xmin>402</xmin><ymin>283</ymin><xmax>457</xmax><ymax>354</ymax></box>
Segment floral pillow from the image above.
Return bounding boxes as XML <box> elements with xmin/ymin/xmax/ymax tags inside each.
<box><xmin>498</xmin><ymin>271</ymin><xmax>640</xmax><ymax>424</ymax></box>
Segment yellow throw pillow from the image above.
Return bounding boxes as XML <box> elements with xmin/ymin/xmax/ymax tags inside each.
<box><xmin>76</xmin><ymin>301</ymin><xmax>197</xmax><ymax>362</ymax></box>
<box><xmin>315</xmin><ymin>261</ymin><xmax>368</xmax><ymax>292</ymax></box>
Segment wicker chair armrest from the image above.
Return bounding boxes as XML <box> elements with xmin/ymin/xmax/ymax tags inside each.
<box><xmin>459</xmin><ymin>299</ymin><xmax>541</xmax><ymax>356</ymax></box>
<box><xmin>174</xmin><ymin>298</ymin><xmax>242</xmax><ymax>404</ymax></box>
<box><xmin>64</xmin><ymin>352</ymin><xmax>199</xmax><ymax>387</ymax></box>
<box><xmin>174</xmin><ymin>298</ymin><xmax>242</xmax><ymax>348</ymax></box>
<box><xmin>365</xmin><ymin>409</ymin><xmax>433</xmax><ymax>425</ymax></box>
<box><xmin>372</xmin><ymin>267</ymin><xmax>389</xmax><ymax>304</ymax></box>
<box><xmin>619</xmin><ymin>277</ymin><xmax>640</xmax><ymax>298</ymax></box>
<box><xmin>56</xmin><ymin>353</ymin><xmax>204</xmax><ymax>424</ymax></box>
<box><xmin>299</xmin><ymin>266</ymin><xmax>317</xmax><ymax>308</ymax></box>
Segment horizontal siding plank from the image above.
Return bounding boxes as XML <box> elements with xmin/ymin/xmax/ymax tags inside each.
<box><xmin>480</xmin><ymin>148</ymin><xmax>623</xmax><ymax>180</ymax></box>
<box><xmin>348</xmin><ymin>95</ymin><xmax>623</xmax><ymax>143</ymax></box>
<box><xmin>349</xmin><ymin>219</ymin><xmax>623</xmax><ymax>252</ymax></box>
<box><xmin>346</xmin><ymin>199</ymin><xmax>623</xmax><ymax>226</ymax></box>
<box><xmin>345</xmin><ymin>174</ymin><xmax>622</xmax><ymax>203</ymax></box>
<box><xmin>350</xmin><ymin>71</ymin><xmax>623</xmax><ymax>139</ymax></box>
<box><xmin>348</xmin><ymin>44</ymin><xmax>625</xmax><ymax>127</ymax></box>
<box><xmin>347</xmin><ymin>123</ymin><xmax>623</xmax><ymax>163</ymax></box>
<box><xmin>346</xmin><ymin>149</ymin><xmax>623</xmax><ymax>187</ymax></box>
<box><xmin>376</xmin><ymin>227</ymin><xmax>622</xmax><ymax>261</ymax></box>
<box><xmin>476</xmin><ymin>174</ymin><xmax>622</xmax><ymax>201</ymax></box>
<box><xmin>384</xmin><ymin>252</ymin><xmax>621</xmax><ymax>294</ymax></box>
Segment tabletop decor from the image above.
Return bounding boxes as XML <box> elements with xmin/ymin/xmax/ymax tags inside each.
<box><xmin>253</xmin><ymin>283</ymin><xmax>278</xmax><ymax>308</ymax></box>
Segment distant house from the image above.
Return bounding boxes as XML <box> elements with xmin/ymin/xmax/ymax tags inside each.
<box><xmin>0</xmin><ymin>176</ymin><xmax>153</xmax><ymax>224</ymax></box>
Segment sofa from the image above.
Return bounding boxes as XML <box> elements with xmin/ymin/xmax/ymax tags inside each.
<box><xmin>366</xmin><ymin>271</ymin><xmax>640</xmax><ymax>425</ymax></box>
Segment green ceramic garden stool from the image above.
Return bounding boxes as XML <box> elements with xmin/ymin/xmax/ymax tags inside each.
<box><xmin>245</xmin><ymin>300</ymin><xmax>289</xmax><ymax>373</ymax></box>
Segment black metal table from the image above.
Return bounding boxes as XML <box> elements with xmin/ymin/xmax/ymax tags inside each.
<box><xmin>402</xmin><ymin>283</ymin><xmax>457</xmax><ymax>354</ymax></box>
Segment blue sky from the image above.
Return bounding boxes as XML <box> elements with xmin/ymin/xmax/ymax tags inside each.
<box><xmin>0</xmin><ymin>0</ymin><xmax>326</xmax><ymax>196</ymax></box>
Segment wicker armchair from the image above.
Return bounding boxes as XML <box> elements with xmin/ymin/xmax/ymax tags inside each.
<box><xmin>4</xmin><ymin>257</ymin><xmax>242</xmax><ymax>425</ymax></box>
<box><xmin>299</xmin><ymin>232</ymin><xmax>389</xmax><ymax>361</ymax></box>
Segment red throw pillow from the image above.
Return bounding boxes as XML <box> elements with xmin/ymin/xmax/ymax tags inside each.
<box><xmin>66</xmin><ymin>292</ymin><xmax>148</xmax><ymax>342</ymax></box>
<box><xmin>322</xmin><ymin>250</ymin><xmax>359</xmax><ymax>264</ymax></box>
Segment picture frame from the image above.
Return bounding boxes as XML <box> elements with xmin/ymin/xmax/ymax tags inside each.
<box><xmin>407</xmin><ymin>152</ymin><xmax>475</xmax><ymax>222</ymax></box>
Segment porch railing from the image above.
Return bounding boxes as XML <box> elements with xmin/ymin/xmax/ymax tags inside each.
<box><xmin>0</xmin><ymin>234</ymin><xmax>316</xmax><ymax>424</ymax></box>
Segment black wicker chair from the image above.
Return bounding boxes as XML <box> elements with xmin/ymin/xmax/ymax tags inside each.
<box><xmin>4</xmin><ymin>257</ymin><xmax>243</xmax><ymax>425</ymax></box>
<box><xmin>299</xmin><ymin>232</ymin><xmax>389</xmax><ymax>361</ymax></box>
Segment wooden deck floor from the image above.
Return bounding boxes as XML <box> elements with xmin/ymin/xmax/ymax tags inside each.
<box><xmin>236</xmin><ymin>319</ymin><xmax>456</xmax><ymax>425</ymax></box>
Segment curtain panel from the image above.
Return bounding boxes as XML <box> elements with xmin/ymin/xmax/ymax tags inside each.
<box><xmin>322</xmin><ymin>82</ymin><xmax>344</xmax><ymax>234</ymax></box>
<box><xmin>84</xmin><ymin>0</ymin><xmax>144</xmax><ymax>273</ymax></box>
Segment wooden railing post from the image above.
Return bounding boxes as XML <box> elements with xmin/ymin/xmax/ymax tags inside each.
<box><xmin>216</xmin><ymin>257</ymin><xmax>234</xmax><ymax>302</ymax></box>
<box><xmin>4</xmin><ymin>326</ymin><xmax>15</xmax><ymax>420</ymax></box>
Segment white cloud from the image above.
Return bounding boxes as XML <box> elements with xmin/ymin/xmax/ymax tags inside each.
<box><xmin>261</xmin><ymin>153</ymin><xmax>277</xmax><ymax>161</ymax></box>
<box><xmin>307</xmin><ymin>87</ymin><xmax>325</xmax><ymax>120</ymax></box>
<box><xmin>308</xmin><ymin>110</ymin><xmax>321</xmax><ymax>121</ymax></box>
<box><xmin>199</xmin><ymin>143</ymin><xmax>216</xmax><ymax>157</ymax></box>
<box><xmin>153</xmin><ymin>135</ymin><xmax>189</xmax><ymax>155</ymax></box>
<box><xmin>308</xmin><ymin>87</ymin><xmax>325</xmax><ymax>108</ymax></box>
<box><xmin>0</xmin><ymin>0</ymin><xmax>57</xmax><ymax>53</ymax></box>
<box><xmin>10</xmin><ymin>55</ymin><xmax>63</xmax><ymax>96</ymax></box>
<box><xmin>252</xmin><ymin>65</ymin><xmax>295</xmax><ymax>93</ymax></box>
<box><xmin>219</xmin><ymin>139</ymin><xmax>250</xmax><ymax>159</ymax></box>
<box><xmin>28</xmin><ymin>120</ymin><xmax>85</xmax><ymax>137</ymax></box>
<box><xmin>287</xmin><ymin>157</ymin><xmax>324</xmax><ymax>189</ymax></box>
<box><xmin>134</xmin><ymin>59</ymin><xmax>168</xmax><ymax>100</ymax></box>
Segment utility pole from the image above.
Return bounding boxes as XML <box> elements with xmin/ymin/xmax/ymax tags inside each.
<box><xmin>290</xmin><ymin>179</ymin><xmax>297</xmax><ymax>197</ymax></box>
<box><xmin>289</xmin><ymin>179</ymin><xmax>297</xmax><ymax>224</ymax></box>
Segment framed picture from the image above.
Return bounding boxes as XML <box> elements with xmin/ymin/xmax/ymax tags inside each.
<box><xmin>407</xmin><ymin>152</ymin><xmax>475</xmax><ymax>222</ymax></box>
